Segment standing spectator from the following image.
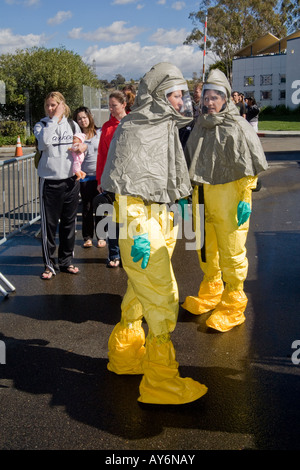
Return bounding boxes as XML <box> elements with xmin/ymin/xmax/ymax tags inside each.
<box><xmin>73</xmin><ymin>106</ymin><xmax>102</xmax><ymax>248</ymax></box>
<box><xmin>122</xmin><ymin>84</ymin><xmax>137</xmax><ymax>113</ymax></box>
<box><xmin>34</xmin><ymin>91</ymin><xmax>84</xmax><ymax>279</ymax></box>
<box><xmin>179</xmin><ymin>81</ymin><xmax>202</xmax><ymax>149</ymax></box>
<box><xmin>122</xmin><ymin>83</ymin><xmax>136</xmax><ymax>96</ymax></box>
<box><xmin>232</xmin><ymin>91</ymin><xmax>246</xmax><ymax>118</ymax></box>
<box><xmin>95</xmin><ymin>91</ymin><xmax>127</xmax><ymax>267</ymax></box>
<box><xmin>192</xmin><ymin>81</ymin><xmax>203</xmax><ymax>119</ymax></box>
<box><xmin>246</xmin><ymin>97</ymin><xmax>260</xmax><ymax>132</ymax></box>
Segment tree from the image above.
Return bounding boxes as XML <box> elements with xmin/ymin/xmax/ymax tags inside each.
<box><xmin>284</xmin><ymin>0</ymin><xmax>300</xmax><ymax>33</ymax></box>
<box><xmin>110</xmin><ymin>74</ymin><xmax>126</xmax><ymax>89</ymax></box>
<box><xmin>184</xmin><ymin>0</ymin><xmax>298</xmax><ymax>81</ymax></box>
<box><xmin>0</xmin><ymin>46</ymin><xmax>100</xmax><ymax>127</ymax></box>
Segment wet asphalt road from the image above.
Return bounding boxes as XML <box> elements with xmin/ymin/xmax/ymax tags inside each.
<box><xmin>0</xmin><ymin>137</ymin><xmax>300</xmax><ymax>453</ymax></box>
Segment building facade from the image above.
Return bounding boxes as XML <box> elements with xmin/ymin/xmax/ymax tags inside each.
<box><xmin>232</xmin><ymin>33</ymin><xmax>300</xmax><ymax>109</ymax></box>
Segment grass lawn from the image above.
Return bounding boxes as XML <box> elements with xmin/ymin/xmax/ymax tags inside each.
<box><xmin>258</xmin><ymin>114</ymin><xmax>300</xmax><ymax>131</ymax></box>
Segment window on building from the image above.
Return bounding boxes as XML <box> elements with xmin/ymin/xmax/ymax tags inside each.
<box><xmin>244</xmin><ymin>76</ymin><xmax>255</xmax><ymax>87</ymax></box>
<box><xmin>261</xmin><ymin>90</ymin><xmax>272</xmax><ymax>100</ymax></box>
<box><xmin>279</xmin><ymin>74</ymin><xmax>286</xmax><ymax>84</ymax></box>
<box><xmin>245</xmin><ymin>91</ymin><xmax>255</xmax><ymax>99</ymax></box>
<box><xmin>278</xmin><ymin>89</ymin><xmax>286</xmax><ymax>100</ymax></box>
<box><xmin>260</xmin><ymin>74</ymin><xmax>272</xmax><ymax>86</ymax></box>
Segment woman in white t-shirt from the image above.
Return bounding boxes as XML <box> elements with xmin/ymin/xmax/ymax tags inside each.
<box><xmin>34</xmin><ymin>91</ymin><xmax>85</xmax><ymax>280</ymax></box>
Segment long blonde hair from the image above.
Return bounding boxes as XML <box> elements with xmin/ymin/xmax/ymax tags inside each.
<box><xmin>44</xmin><ymin>91</ymin><xmax>71</xmax><ymax>118</ymax></box>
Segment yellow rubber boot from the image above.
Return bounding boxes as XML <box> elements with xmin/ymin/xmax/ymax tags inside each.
<box><xmin>182</xmin><ymin>278</ymin><xmax>224</xmax><ymax>315</ymax></box>
<box><xmin>107</xmin><ymin>320</ymin><xmax>146</xmax><ymax>374</ymax></box>
<box><xmin>138</xmin><ymin>335</ymin><xmax>208</xmax><ymax>404</ymax></box>
<box><xmin>206</xmin><ymin>287</ymin><xmax>247</xmax><ymax>332</ymax></box>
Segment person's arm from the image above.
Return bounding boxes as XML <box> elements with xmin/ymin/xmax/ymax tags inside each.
<box><xmin>96</xmin><ymin>127</ymin><xmax>109</xmax><ymax>186</ymax></box>
<box><xmin>241</xmin><ymin>103</ymin><xmax>247</xmax><ymax>119</ymax></box>
<box><xmin>96</xmin><ymin>121</ymin><xmax>118</xmax><ymax>187</ymax></box>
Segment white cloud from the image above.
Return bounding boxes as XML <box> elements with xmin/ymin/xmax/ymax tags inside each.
<box><xmin>172</xmin><ymin>1</ymin><xmax>186</xmax><ymax>10</ymax></box>
<box><xmin>5</xmin><ymin>0</ymin><xmax>40</xmax><ymax>5</ymax></box>
<box><xmin>47</xmin><ymin>11</ymin><xmax>73</xmax><ymax>26</ymax></box>
<box><xmin>68</xmin><ymin>21</ymin><xmax>145</xmax><ymax>43</ymax></box>
<box><xmin>111</xmin><ymin>0</ymin><xmax>138</xmax><ymax>4</ymax></box>
<box><xmin>0</xmin><ymin>28</ymin><xmax>46</xmax><ymax>53</ymax></box>
<box><xmin>150</xmin><ymin>28</ymin><xmax>188</xmax><ymax>46</ymax></box>
<box><xmin>83</xmin><ymin>42</ymin><xmax>210</xmax><ymax>80</ymax></box>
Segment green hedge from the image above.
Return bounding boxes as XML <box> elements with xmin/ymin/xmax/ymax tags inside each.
<box><xmin>0</xmin><ymin>120</ymin><xmax>37</xmax><ymax>146</ymax></box>
<box><xmin>0</xmin><ymin>120</ymin><xmax>26</xmax><ymax>137</ymax></box>
<box><xmin>260</xmin><ymin>104</ymin><xmax>300</xmax><ymax>116</ymax></box>
<box><xmin>0</xmin><ymin>135</ymin><xmax>23</xmax><ymax>146</ymax></box>
<box><xmin>25</xmin><ymin>134</ymin><xmax>36</xmax><ymax>146</ymax></box>
<box><xmin>0</xmin><ymin>135</ymin><xmax>36</xmax><ymax>146</ymax></box>
<box><xmin>0</xmin><ymin>120</ymin><xmax>26</xmax><ymax>147</ymax></box>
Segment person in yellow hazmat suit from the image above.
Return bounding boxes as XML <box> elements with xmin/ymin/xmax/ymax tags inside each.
<box><xmin>101</xmin><ymin>62</ymin><xmax>208</xmax><ymax>404</ymax></box>
<box><xmin>182</xmin><ymin>69</ymin><xmax>268</xmax><ymax>332</ymax></box>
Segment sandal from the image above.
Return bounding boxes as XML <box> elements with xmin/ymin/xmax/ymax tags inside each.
<box><xmin>107</xmin><ymin>259</ymin><xmax>120</xmax><ymax>268</ymax></box>
<box><xmin>97</xmin><ymin>239</ymin><xmax>106</xmax><ymax>248</ymax></box>
<box><xmin>60</xmin><ymin>265</ymin><xmax>80</xmax><ymax>275</ymax></box>
<box><xmin>41</xmin><ymin>269</ymin><xmax>54</xmax><ymax>280</ymax></box>
<box><xmin>83</xmin><ymin>239</ymin><xmax>93</xmax><ymax>248</ymax></box>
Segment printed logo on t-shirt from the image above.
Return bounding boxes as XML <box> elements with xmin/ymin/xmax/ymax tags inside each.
<box><xmin>52</xmin><ymin>131</ymin><xmax>73</xmax><ymax>145</ymax></box>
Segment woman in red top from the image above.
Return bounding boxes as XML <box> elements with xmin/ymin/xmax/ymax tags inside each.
<box><xmin>95</xmin><ymin>91</ymin><xmax>127</xmax><ymax>267</ymax></box>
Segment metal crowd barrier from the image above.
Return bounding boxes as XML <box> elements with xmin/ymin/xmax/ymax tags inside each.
<box><xmin>0</xmin><ymin>152</ymin><xmax>40</xmax><ymax>245</ymax></box>
<box><xmin>0</xmin><ymin>272</ymin><xmax>16</xmax><ymax>297</ymax></box>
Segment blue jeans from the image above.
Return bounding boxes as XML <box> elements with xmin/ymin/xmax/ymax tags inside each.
<box><xmin>107</xmin><ymin>223</ymin><xmax>120</xmax><ymax>262</ymax></box>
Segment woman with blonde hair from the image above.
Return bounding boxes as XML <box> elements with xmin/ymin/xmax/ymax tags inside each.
<box><xmin>34</xmin><ymin>91</ymin><xmax>85</xmax><ymax>279</ymax></box>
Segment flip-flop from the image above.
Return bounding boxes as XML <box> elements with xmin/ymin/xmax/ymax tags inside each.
<box><xmin>60</xmin><ymin>265</ymin><xmax>80</xmax><ymax>275</ymax></box>
<box><xmin>41</xmin><ymin>269</ymin><xmax>54</xmax><ymax>280</ymax></box>
<box><xmin>97</xmin><ymin>239</ymin><xmax>107</xmax><ymax>248</ymax></box>
<box><xmin>83</xmin><ymin>240</ymin><xmax>93</xmax><ymax>248</ymax></box>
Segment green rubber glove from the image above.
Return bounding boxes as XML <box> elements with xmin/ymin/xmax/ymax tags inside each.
<box><xmin>237</xmin><ymin>201</ymin><xmax>251</xmax><ymax>226</ymax></box>
<box><xmin>178</xmin><ymin>198</ymin><xmax>189</xmax><ymax>220</ymax></box>
<box><xmin>131</xmin><ymin>233</ymin><xmax>150</xmax><ymax>269</ymax></box>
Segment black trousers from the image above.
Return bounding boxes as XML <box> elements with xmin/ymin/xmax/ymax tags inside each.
<box><xmin>40</xmin><ymin>176</ymin><xmax>80</xmax><ymax>273</ymax></box>
<box><xmin>80</xmin><ymin>179</ymin><xmax>101</xmax><ymax>241</ymax></box>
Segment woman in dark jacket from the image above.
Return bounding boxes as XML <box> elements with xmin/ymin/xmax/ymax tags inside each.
<box><xmin>246</xmin><ymin>97</ymin><xmax>259</xmax><ymax>132</ymax></box>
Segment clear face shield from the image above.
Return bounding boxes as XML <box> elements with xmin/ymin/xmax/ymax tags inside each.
<box><xmin>180</xmin><ymin>92</ymin><xmax>193</xmax><ymax>117</ymax></box>
<box><xmin>201</xmin><ymin>84</ymin><xmax>228</xmax><ymax>114</ymax></box>
<box><xmin>165</xmin><ymin>85</ymin><xmax>193</xmax><ymax>117</ymax></box>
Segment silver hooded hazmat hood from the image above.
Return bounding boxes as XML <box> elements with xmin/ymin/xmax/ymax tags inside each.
<box><xmin>101</xmin><ymin>62</ymin><xmax>193</xmax><ymax>203</ymax></box>
<box><xmin>185</xmin><ymin>69</ymin><xmax>268</xmax><ymax>185</ymax></box>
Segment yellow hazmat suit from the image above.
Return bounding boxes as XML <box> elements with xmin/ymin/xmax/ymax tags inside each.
<box><xmin>101</xmin><ymin>63</ymin><xmax>207</xmax><ymax>404</ymax></box>
<box><xmin>182</xmin><ymin>69</ymin><xmax>268</xmax><ymax>332</ymax></box>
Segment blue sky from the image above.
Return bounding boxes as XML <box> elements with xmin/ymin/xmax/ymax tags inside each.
<box><xmin>0</xmin><ymin>0</ymin><xmax>214</xmax><ymax>81</ymax></box>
